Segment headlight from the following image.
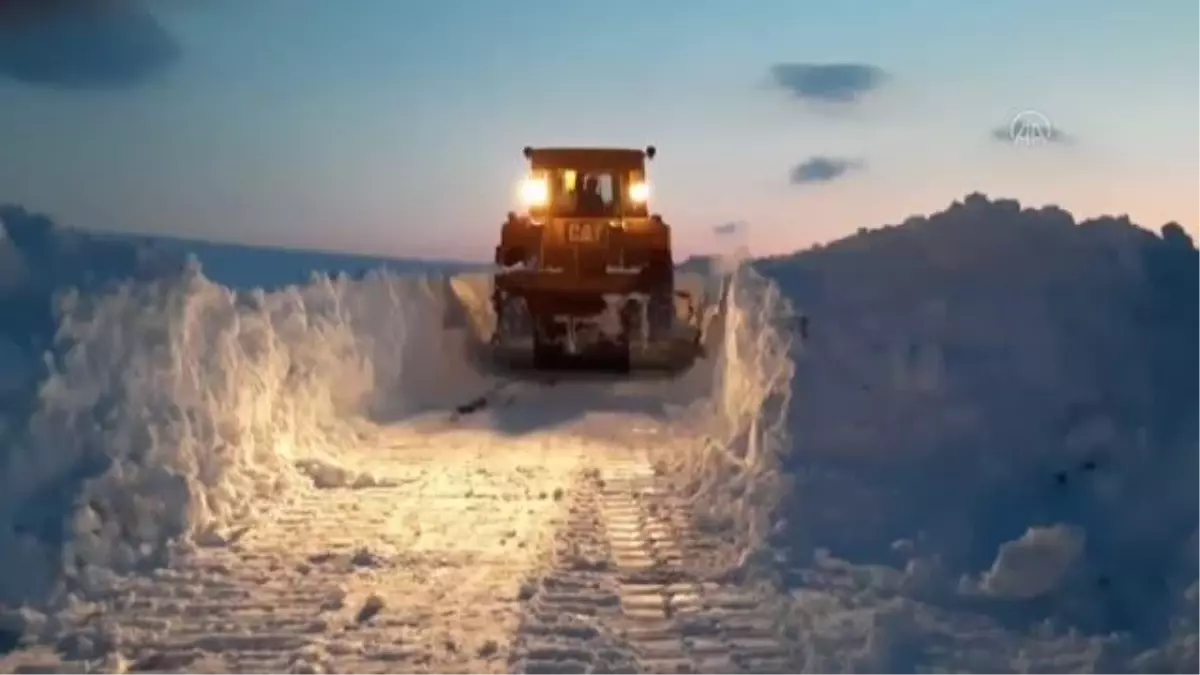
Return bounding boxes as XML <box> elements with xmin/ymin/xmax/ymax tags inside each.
<box><xmin>629</xmin><ymin>181</ymin><xmax>650</xmax><ymax>204</ymax></box>
<box><xmin>520</xmin><ymin>178</ymin><xmax>548</xmax><ymax>207</ymax></box>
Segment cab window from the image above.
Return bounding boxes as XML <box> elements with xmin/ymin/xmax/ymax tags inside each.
<box><xmin>551</xmin><ymin>169</ymin><xmax>619</xmax><ymax>217</ymax></box>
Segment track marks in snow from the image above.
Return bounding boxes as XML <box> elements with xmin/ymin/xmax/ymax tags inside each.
<box><xmin>5</xmin><ymin>434</ymin><xmax>583</xmax><ymax>674</ymax></box>
<box><xmin>2</xmin><ymin>408</ymin><xmax>789</xmax><ymax>674</ymax></box>
<box><xmin>512</xmin><ymin>458</ymin><xmax>790</xmax><ymax>674</ymax></box>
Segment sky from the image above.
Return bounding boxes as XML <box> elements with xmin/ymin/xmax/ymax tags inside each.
<box><xmin>0</xmin><ymin>0</ymin><xmax>1196</xmax><ymax>260</ymax></box>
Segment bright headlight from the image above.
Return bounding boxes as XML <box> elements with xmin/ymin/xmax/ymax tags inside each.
<box><xmin>629</xmin><ymin>181</ymin><xmax>650</xmax><ymax>204</ymax></box>
<box><xmin>520</xmin><ymin>177</ymin><xmax>548</xmax><ymax>207</ymax></box>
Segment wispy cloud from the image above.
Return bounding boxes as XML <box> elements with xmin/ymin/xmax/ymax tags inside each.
<box><xmin>769</xmin><ymin>63</ymin><xmax>887</xmax><ymax>104</ymax></box>
<box><xmin>789</xmin><ymin>156</ymin><xmax>864</xmax><ymax>185</ymax></box>
<box><xmin>713</xmin><ymin>221</ymin><xmax>747</xmax><ymax>236</ymax></box>
<box><xmin>0</xmin><ymin>0</ymin><xmax>180</xmax><ymax>90</ymax></box>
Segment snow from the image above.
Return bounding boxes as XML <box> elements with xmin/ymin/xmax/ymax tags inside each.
<box><xmin>0</xmin><ymin>205</ymin><xmax>797</xmax><ymax>672</ymax></box>
<box><xmin>0</xmin><ymin>207</ymin><xmax>494</xmax><ymax>608</ymax></box>
<box><xmin>0</xmin><ymin>194</ymin><xmax>1195</xmax><ymax>673</ymax></box>
<box><xmin>758</xmin><ymin>193</ymin><xmax>1197</xmax><ymax>671</ymax></box>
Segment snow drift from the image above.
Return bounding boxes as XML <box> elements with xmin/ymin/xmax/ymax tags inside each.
<box><xmin>647</xmin><ymin>257</ymin><xmax>799</xmax><ymax>574</ymax></box>
<box><xmin>759</xmin><ymin>194</ymin><xmax>1198</xmax><ymax>671</ymax></box>
<box><xmin>0</xmin><ymin>208</ymin><xmax>495</xmax><ymax>610</ymax></box>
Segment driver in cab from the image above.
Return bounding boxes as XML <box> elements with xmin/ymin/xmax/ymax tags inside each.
<box><xmin>576</xmin><ymin>174</ymin><xmax>608</xmax><ymax>217</ymax></box>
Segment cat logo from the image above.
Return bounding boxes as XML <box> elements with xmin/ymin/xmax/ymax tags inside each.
<box><xmin>566</xmin><ymin>221</ymin><xmax>599</xmax><ymax>243</ymax></box>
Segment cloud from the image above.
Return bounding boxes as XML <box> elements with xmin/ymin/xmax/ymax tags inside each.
<box><xmin>989</xmin><ymin>114</ymin><xmax>1075</xmax><ymax>145</ymax></box>
<box><xmin>789</xmin><ymin>156</ymin><xmax>864</xmax><ymax>185</ymax></box>
<box><xmin>713</xmin><ymin>221</ymin><xmax>747</xmax><ymax>237</ymax></box>
<box><xmin>0</xmin><ymin>0</ymin><xmax>181</xmax><ymax>89</ymax></box>
<box><xmin>769</xmin><ymin>63</ymin><xmax>887</xmax><ymax>104</ymax></box>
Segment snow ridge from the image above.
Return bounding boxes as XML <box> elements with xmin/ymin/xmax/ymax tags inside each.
<box><xmin>760</xmin><ymin>194</ymin><xmax>1198</xmax><ymax>671</ymax></box>
<box><xmin>0</xmin><ymin>254</ymin><xmax>487</xmax><ymax>610</ymax></box>
<box><xmin>651</xmin><ymin>262</ymin><xmax>798</xmax><ymax>575</ymax></box>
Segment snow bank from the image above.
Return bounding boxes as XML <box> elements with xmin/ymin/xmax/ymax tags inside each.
<box><xmin>707</xmin><ymin>259</ymin><xmax>799</xmax><ymax>562</ymax></box>
<box><xmin>0</xmin><ymin>207</ymin><xmax>486</xmax><ymax>610</ymax></box>
<box><xmin>0</xmin><ymin>205</ymin><xmax>181</xmax><ymax>372</ymax></box>
<box><xmin>651</xmin><ymin>250</ymin><xmax>800</xmax><ymax>575</ymax></box>
<box><xmin>760</xmin><ymin>193</ymin><xmax>1198</xmax><ymax>670</ymax></box>
<box><xmin>0</xmin><ymin>205</ymin><xmax>184</xmax><ymax>606</ymax></box>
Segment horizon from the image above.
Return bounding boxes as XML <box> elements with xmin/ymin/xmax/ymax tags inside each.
<box><xmin>7</xmin><ymin>190</ymin><xmax>1190</xmax><ymax>265</ymax></box>
<box><xmin>0</xmin><ymin>0</ymin><xmax>1196</xmax><ymax>260</ymax></box>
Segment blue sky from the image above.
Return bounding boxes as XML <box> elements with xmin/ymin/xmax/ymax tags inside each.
<box><xmin>0</xmin><ymin>0</ymin><xmax>1195</xmax><ymax>259</ymax></box>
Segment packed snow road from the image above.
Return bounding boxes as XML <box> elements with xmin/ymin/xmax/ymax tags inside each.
<box><xmin>1</xmin><ymin>381</ymin><xmax>786</xmax><ymax>675</ymax></box>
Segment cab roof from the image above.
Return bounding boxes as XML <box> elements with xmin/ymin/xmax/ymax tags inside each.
<box><xmin>523</xmin><ymin>146</ymin><xmax>655</xmax><ymax>172</ymax></box>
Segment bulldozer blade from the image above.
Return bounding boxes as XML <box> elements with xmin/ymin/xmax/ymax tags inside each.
<box><xmin>444</xmin><ymin>269</ymin><xmax>726</xmax><ymax>380</ymax></box>
<box><xmin>485</xmin><ymin>338</ymin><xmax>703</xmax><ymax>376</ymax></box>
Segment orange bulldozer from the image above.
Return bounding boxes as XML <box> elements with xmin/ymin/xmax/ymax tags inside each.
<box><xmin>489</xmin><ymin>145</ymin><xmax>710</xmax><ymax>374</ymax></box>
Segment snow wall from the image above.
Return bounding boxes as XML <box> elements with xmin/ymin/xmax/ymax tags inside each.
<box><xmin>757</xmin><ymin>194</ymin><xmax>1198</xmax><ymax>671</ymax></box>
<box><xmin>0</xmin><ymin>260</ymin><xmax>434</xmax><ymax>606</ymax></box>
<box><xmin>0</xmin><ymin>205</ymin><xmax>797</xmax><ymax>617</ymax></box>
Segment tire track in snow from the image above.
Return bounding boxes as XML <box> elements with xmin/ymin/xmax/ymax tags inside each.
<box><xmin>511</xmin><ymin>458</ymin><xmax>790</xmax><ymax>674</ymax></box>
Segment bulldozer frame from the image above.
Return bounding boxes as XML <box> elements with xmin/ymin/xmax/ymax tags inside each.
<box><xmin>490</xmin><ymin>145</ymin><xmax>701</xmax><ymax>373</ymax></box>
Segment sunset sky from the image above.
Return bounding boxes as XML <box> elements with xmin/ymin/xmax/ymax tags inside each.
<box><xmin>0</xmin><ymin>0</ymin><xmax>1195</xmax><ymax>260</ymax></box>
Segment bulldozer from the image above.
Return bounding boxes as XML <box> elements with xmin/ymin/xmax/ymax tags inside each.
<box><xmin>489</xmin><ymin>145</ymin><xmax>706</xmax><ymax>374</ymax></box>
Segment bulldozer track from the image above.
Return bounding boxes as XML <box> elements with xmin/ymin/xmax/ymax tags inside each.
<box><xmin>510</xmin><ymin>460</ymin><xmax>790</xmax><ymax>674</ymax></box>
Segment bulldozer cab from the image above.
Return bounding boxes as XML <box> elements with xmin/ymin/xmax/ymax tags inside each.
<box><xmin>519</xmin><ymin>146</ymin><xmax>655</xmax><ymax>220</ymax></box>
